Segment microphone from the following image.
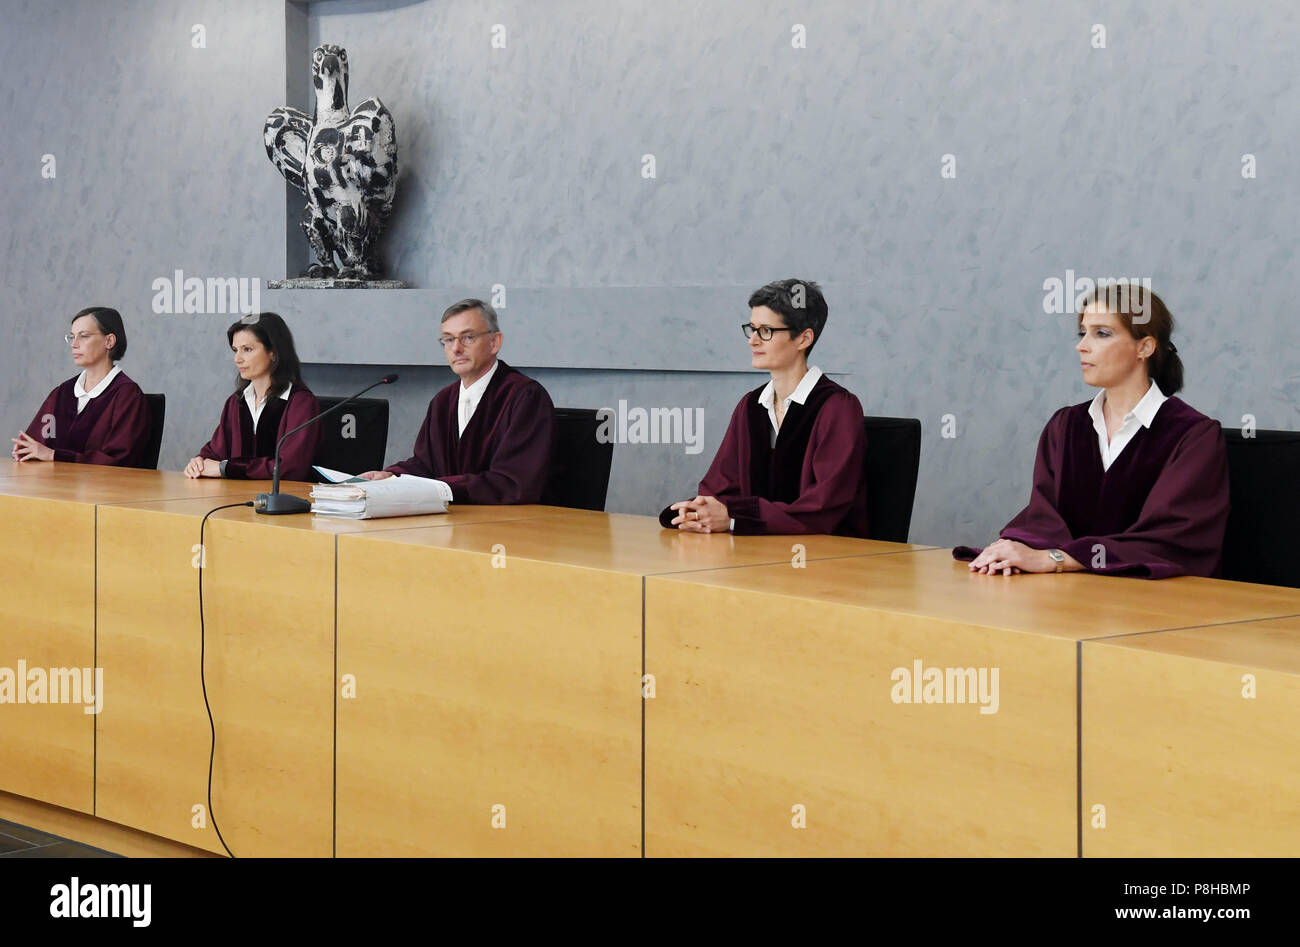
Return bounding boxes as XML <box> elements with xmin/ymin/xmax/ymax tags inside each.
<box><xmin>255</xmin><ymin>373</ymin><xmax>399</xmax><ymax>515</ymax></box>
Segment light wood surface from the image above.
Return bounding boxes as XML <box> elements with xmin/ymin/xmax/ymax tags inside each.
<box><xmin>0</xmin><ymin>462</ymin><xmax>288</xmax><ymax>502</ymax></box>
<box><xmin>644</xmin><ymin>554</ymin><xmax>1300</xmax><ymax>856</ymax></box>
<box><xmin>93</xmin><ymin>498</ymin><xmax>591</xmax><ymax>856</ymax></box>
<box><xmin>0</xmin><ymin>460</ymin><xmax>78</xmax><ymax>478</ymax></box>
<box><xmin>334</xmin><ymin>515</ymin><xmax>919</xmax><ymax>856</ymax></box>
<box><xmin>646</xmin><ymin>563</ymin><xmax>1075</xmax><ymax>856</ymax></box>
<box><xmin>0</xmin><ymin>495</ymin><xmax>95</xmax><ymax>812</ymax></box>
<box><xmin>104</xmin><ymin>497</ymin><xmax>593</xmax><ymax>534</ymax></box>
<box><xmin>7</xmin><ymin>464</ymin><xmax>1300</xmax><ymax>859</ymax></box>
<box><xmin>0</xmin><ymin>465</ymin><xmax>291</xmax><ymax>816</ymax></box>
<box><xmin>649</xmin><ymin>549</ymin><xmax>1300</xmax><ymax>640</ymax></box>
<box><xmin>343</xmin><ymin>511</ymin><xmax>928</xmax><ymax>574</ymax></box>
<box><xmin>95</xmin><ymin>503</ymin><xmax>337</xmax><ymax>856</ymax></box>
<box><xmin>336</xmin><ymin>536</ymin><xmax>643</xmax><ymax>857</ymax></box>
<box><xmin>1085</xmin><ymin>615</ymin><xmax>1300</xmax><ymax>672</ymax></box>
<box><xmin>0</xmin><ymin>790</ymin><xmax>216</xmax><ymax>858</ymax></box>
<box><xmin>1082</xmin><ymin>615</ymin><xmax>1300</xmax><ymax>856</ymax></box>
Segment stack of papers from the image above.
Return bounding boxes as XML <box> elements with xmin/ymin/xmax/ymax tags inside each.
<box><xmin>310</xmin><ymin>467</ymin><xmax>453</xmax><ymax>519</ymax></box>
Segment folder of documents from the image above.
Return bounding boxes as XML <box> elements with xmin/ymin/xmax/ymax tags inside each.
<box><xmin>311</xmin><ymin>473</ymin><xmax>453</xmax><ymax>519</ymax></box>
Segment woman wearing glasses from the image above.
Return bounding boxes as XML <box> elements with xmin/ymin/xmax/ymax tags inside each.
<box><xmin>185</xmin><ymin>312</ymin><xmax>321</xmax><ymax>480</ymax></box>
<box><xmin>359</xmin><ymin>298</ymin><xmax>557</xmax><ymax>503</ymax></box>
<box><xmin>954</xmin><ymin>285</ymin><xmax>1229</xmax><ymax>578</ymax></box>
<box><xmin>12</xmin><ymin>306</ymin><xmax>153</xmax><ymax>467</ymax></box>
<box><xmin>660</xmin><ymin>278</ymin><xmax>870</xmax><ymax>537</ymax></box>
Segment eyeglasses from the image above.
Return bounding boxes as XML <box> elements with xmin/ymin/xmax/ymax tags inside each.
<box><xmin>438</xmin><ymin>331</ymin><xmax>498</xmax><ymax>348</ymax></box>
<box><xmin>65</xmin><ymin>331</ymin><xmax>102</xmax><ymax>346</ymax></box>
<box><xmin>741</xmin><ymin>323</ymin><xmax>797</xmax><ymax>341</ymax></box>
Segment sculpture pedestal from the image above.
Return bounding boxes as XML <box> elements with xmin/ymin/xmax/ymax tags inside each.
<box><xmin>267</xmin><ymin>278</ymin><xmax>410</xmax><ymax>289</ymax></box>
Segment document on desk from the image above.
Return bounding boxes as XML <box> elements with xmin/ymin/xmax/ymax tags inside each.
<box><xmin>313</xmin><ymin>465</ymin><xmax>368</xmax><ymax>484</ymax></box>
<box><xmin>311</xmin><ymin>475</ymin><xmax>453</xmax><ymax>519</ymax></box>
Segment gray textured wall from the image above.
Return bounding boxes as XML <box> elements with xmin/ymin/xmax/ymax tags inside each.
<box><xmin>0</xmin><ymin>0</ymin><xmax>289</xmax><ymax>483</ymax></box>
<box><xmin>2</xmin><ymin>0</ymin><xmax>1297</xmax><ymax>547</ymax></box>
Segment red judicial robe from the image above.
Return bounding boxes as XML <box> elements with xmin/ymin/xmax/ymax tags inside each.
<box><xmin>385</xmin><ymin>360</ymin><xmax>556</xmax><ymax>504</ymax></box>
<box><xmin>197</xmin><ymin>386</ymin><xmax>321</xmax><ymax>481</ymax></box>
<box><xmin>24</xmin><ymin>372</ymin><xmax>153</xmax><ymax>467</ymax></box>
<box><xmin>659</xmin><ymin>374</ymin><xmax>870</xmax><ymax>537</ymax></box>
<box><xmin>952</xmin><ymin>397</ymin><xmax>1230</xmax><ymax>578</ymax></box>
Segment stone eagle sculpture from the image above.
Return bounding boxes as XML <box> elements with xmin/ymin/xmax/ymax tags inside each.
<box><xmin>264</xmin><ymin>44</ymin><xmax>398</xmax><ymax>280</ymax></box>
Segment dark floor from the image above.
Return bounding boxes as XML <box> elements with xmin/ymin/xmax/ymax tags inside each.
<box><xmin>0</xmin><ymin>819</ymin><xmax>120</xmax><ymax>858</ymax></box>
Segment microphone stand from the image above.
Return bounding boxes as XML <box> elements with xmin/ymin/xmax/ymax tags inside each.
<box><xmin>255</xmin><ymin>374</ymin><xmax>398</xmax><ymax>515</ymax></box>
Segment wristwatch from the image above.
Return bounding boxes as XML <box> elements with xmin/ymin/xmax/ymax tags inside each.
<box><xmin>1047</xmin><ymin>549</ymin><xmax>1065</xmax><ymax>573</ymax></box>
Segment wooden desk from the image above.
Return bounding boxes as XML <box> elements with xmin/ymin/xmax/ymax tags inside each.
<box><xmin>334</xmin><ymin>514</ymin><xmax>919</xmax><ymax>856</ymax></box>
<box><xmin>0</xmin><ymin>461</ymin><xmax>84</xmax><ymax>479</ymax></box>
<box><xmin>0</xmin><ymin>465</ymin><xmax>279</xmax><ymax>813</ymax></box>
<box><xmin>94</xmin><ymin>498</ymin><xmax>594</xmax><ymax>856</ymax></box>
<box><xmin>1082</xmin><ymin>614</ymin><xmax>1300</xmax><ymax>856</ymax></box>
<box><xmin>9</xmin><ymin>462</ymin><xmax>1298</xmax><ymax>859</ymax></box>
<box><xmin>644</xmin><ymin>550</ymin><xmax>1300</xmax><ymax>856</ymax></box>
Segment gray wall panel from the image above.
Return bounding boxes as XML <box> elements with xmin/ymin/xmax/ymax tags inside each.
<box><xmin>2</xmin><ymin>0</ymin><xmax>1296</xmax><ymax>549</ymax></box>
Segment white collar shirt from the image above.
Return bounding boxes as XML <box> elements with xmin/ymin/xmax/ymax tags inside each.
<box><xmin>244</xmin><ymin>381</ymin><xmax>292</xmax><ymax>434</ymax></box>
<box><xmin>458</xmin><ymin>359</ymin><xmax>499</xmax><ymax>436</ymax></box>
<box><xmin>757</xmin><ymin>366</ymin><xmax>823</xmax><ymax>447</ymax></box>
<box><xmin>1088</xmin><ymin>380</ymin><xmax>1167</xmax><ymax>471</ymax></box>
<box><xmin>73</xmin><ymin>364</ymin><xmax>122</xmax><ymax>414</ymax></box>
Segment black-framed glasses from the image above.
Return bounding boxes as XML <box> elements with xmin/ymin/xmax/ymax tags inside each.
<box><xmin>741</xmin><ymin>323</ymin><xmax>797</xmax><ymax>341</ymax></box>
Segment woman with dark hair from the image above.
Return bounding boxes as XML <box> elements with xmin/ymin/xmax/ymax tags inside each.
<box><xmin>955</xmin><ymin>285</ymin><xmax>1229</xmax><ymax>578</ymax></box>
<box><xmin>11</xmin><ymin>306</ymin><xmax>153</xmax><ymax>466</ymax></box>
<box><xmin>659</xmin><ymin>278</ymin><xmax>869</xmax><ymax>537</ymax></box>
<box><xmin>185</xmin><ymin>312</ymin><xmax>321</xmax><ymax>480</ymax></box>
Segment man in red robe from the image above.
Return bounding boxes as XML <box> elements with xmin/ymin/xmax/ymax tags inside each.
<box><xmin>361</xmin><ymin>298</ymin><xmax>556</xmax><ymax>504</ymax></box>
<box><xmin>660</xmin><ymin>279</ymin><xmax>870</xmax><ymax>537</ymax></box>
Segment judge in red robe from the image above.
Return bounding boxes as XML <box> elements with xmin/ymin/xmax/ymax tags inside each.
<box><xmin>361</xmin><ymin>298</ymin><xmax>556</xmax><ymax>503</ymax></box>
<box><xmin>955</xmin><ymin>285</ymin><xmax>1229</xmax><ymax>579</ymax></box>
<box><xmin>13</xmin><ymin>306</ymin><xmax>153</xmax><ymax>467</ymax></box>
<box><xmin>186</xmin><ymin>313</ymin><xmax>321</xmax><ymax>481</ymax></box>
<box><xmin>661</xmin><ymin>279</ymin><xmax>869</xmax><ymax>537</ymax></box>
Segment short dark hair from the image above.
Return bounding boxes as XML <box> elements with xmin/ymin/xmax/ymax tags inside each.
<box><xmin>747</xmin><ymin>279</ymin><xmax>828</xmax><ymax>354</ymax></box>
<box><xmin>72</xmin><ymin>306</ymin><xmax>127</xmax><ymax>360</ymax></box>
<box><xmin>226</xmin><ymin>312</ymin><xmax>305</xmax><ymax>399</ymax></box>
<box><xmin>441</xmin><ymin>298</ymin><xmax>500</xmax><ymax>332</ymax></box>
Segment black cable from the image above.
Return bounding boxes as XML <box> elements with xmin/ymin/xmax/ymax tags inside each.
<box><xmin>199</xmin><ymin>501</ymin><xmax>255</xmax><ymax>858</ymax></box>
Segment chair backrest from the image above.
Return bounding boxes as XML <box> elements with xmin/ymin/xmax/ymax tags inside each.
<box><xmin>1221</xmin><ymin>425</ymin><xmax>1300</xmax><ymax>588</ymax></box>
<box><xmin>541</xmin><ymin>408</ymin><xmax>614</xmax><ymax>511</ymax></box>
<box><xmin>142</xmin><ymin>393</ymin><xmax>165</xmax><ymax>470</ymax></box>
<box><xmin>863</xmin><ymin>416</ymin><xmax>922</xmax><ymax>543</ymax></box>
<box><xmin>312</xmin><ymin>397</ymin><xmax>390</xmax><ymax>480</ymax></box>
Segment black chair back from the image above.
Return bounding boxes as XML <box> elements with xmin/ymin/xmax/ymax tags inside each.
<box><xmin>142</xmin><ymin>393</ymin><xmax>165</xmax><ymax>470</ymax></box>
<box><xmin>863</xmin><ymin>416</ymin><xmax>922</xmax><ymax>543</ymax></box>
<box><xmin>312</xmin><ymin>397</ymin><xmax>390</xmax><ymax>480</ymax></box>
<box><xmin>1221</xmin><ymin>426</ymin><xmax>1300</xmax><ymax>588</ymax></box>
<box><xmin>541</xmin><ymin>408</ymin><xmax>614</xmax><ymax>511</ymax></box>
